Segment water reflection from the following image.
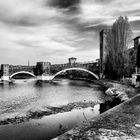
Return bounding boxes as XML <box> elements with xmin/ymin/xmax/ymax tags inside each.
<box><xmin>0</xmin><ymin>105</ymin><xmax>100</xmax><ymax>140</ymax></box>
<box><xmin>0</xmin><ymin>79</ymin><xmax>106</xmax><ymax>139</ymax></box>
<box><xmin>0</xmin><ymin>79</ymin><xmax>105</xmax><ymax>116</ymax></box>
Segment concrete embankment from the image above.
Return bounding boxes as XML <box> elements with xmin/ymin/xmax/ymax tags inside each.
<box><xmin>54</xmin><ymin>93</ymin><xmax>140</xmax><ymax>140</ymax></box>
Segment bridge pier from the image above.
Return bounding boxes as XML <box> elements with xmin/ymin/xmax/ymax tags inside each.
<box><xmin>1</xmin><ymin>64</ymin><xmax>10</xmax><ymax>81</ymax></box>
<box><xmin>37</xmin><ymin>75</ymin><xmax>54</xmax><ymax>81</ymax></box>
<box><xmin>1</xmin><ymin>76</ymin><xmax>10</xmax><ymax>81</ymax></box>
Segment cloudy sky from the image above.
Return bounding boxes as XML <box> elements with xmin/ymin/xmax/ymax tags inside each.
<box><xmin>0</xmin><ymin>0</ymin><xmax>140</xmax><ymax>65</ymax></box>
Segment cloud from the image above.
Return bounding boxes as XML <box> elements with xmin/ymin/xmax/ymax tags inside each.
<box><xmin>0</xmin><ymin>0</ymin><xmax>61</xmax><ymax>26</ymax></box>
<box><xmin>0</xmin><ymin>0</ymin><xmax>140</xmax><ymax>64</ymax></box>
<box><xmin>77</xmin><ymin>0</ymin><xmax>140</xmax><ymax>27</ymax></box>
<box><xmin>48</xmin><ymin>0</ymin><xmax>80</xmax><ymax>9</ymax></box>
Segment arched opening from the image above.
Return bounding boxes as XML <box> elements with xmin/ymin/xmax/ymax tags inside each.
<box><xmin>52</xmin><ymin>68</ymin><xmax>99</xmax><ymax>80</ymax></box>
<box><xmin>10</xmin><ymin>71</ymin><xmax>36</xmax><ymax>79</ymax></box>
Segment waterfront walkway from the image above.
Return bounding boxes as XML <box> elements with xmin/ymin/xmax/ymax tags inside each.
<box><xmin>55</xmin><ymin>94</ymin><xmax>140</xmax><ymax>140</ymax></box>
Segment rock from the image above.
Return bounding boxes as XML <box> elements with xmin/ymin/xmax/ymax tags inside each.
<box><xmin>26</xmin><ymin>107</ymin><xmax>52</xmax><ymax>118</ymax></box>
<box><xmin>105</xmin><ymin>87</ymin><xmax>129</xmax><ymax>101</ymax></box>
<box><xmin>105</xmin><ymin>87</ymin><xmax>117</xmax><ymax>96</ymax></box>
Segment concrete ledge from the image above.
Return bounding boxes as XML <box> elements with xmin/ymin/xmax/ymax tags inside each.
<box><xmin>55</xmin><ymin>94</ymin><xmax>140</xmax><ymax>140</ymax></box>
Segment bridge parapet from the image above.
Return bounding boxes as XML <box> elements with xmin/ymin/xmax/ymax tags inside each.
<box><xmin>50</xmin><ymin>63</ymin><xmax>87</xmax><ymax>75</ymax></box>
<box><xmin>50</xmin><ymin>62</ymin><xmax>99</xmax><ymax>75</ymax></box>
<box><xmin>42</xmin><ymin>67</ymin><xmax>99</xmax><ymax>80</ymax></box>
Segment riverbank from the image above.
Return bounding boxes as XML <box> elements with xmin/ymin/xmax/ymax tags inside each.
<box><xmin>99</xmin><ymin>79</ymin><xmax>137</xmax><ymax>98</ymax></box>
<box><xmin>70</xmin><ymin>78</ymin><xmax>136</xmax><ymax>98</ymax></box>
<box><xmin>54</xmin><ymin>93</ymin><xmax>140</xmax><ymax>140</ymax></box>
<box><xmin>0</xmin><ymin>79</ymin><xmax>115</xmax><ymax>126</ymax></box>
<box><xmin>53</xmin><ymin>80</ymin><xmax>140</xmax><ymax>140</ymax></box>
<box><xmin>0</xmin><ymin>101</ymin><xmax>102</xmax><ymax>126</ymax></box>
<box><xmin>0</xmin><ymin>78</ymin><xmax>137</xmax><ymax>139</ymax></box>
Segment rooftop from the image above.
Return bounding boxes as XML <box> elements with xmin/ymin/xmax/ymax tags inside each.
<box><xmin>68</xmin><ymin>57</ymin><xmax>77</xmax><ymax>60</ymax></box>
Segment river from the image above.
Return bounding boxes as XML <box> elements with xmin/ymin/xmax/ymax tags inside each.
<box><xmin>0</xmin><ymin>78</ymin><xmax>106</xmax><ymax>140</ymax></box>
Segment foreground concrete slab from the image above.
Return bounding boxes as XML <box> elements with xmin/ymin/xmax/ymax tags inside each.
<box><xmin>55</xmin><ymin>94</ymin><xmax>140</xmax><ymax>140</ymax></box>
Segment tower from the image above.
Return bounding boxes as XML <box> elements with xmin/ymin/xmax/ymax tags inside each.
<box><xmin>133</xmin><ymin>36</ymin><xmax>140</xmax><ymax>69</ymax></box>
<box><xmin>68</xmin><ymin>57</ymin><xmax>77</xmax><ymax>66</ymax></box>
<box><xmin>99</xmin><ymin>28</ymin><xmax>112</xmax><ymax>77</ymax></box>
<box><xmin>36</xmin><ymin>62</ymin><xmax>51</xmax><ymax>76</ymax></box>
<box><xmin>1</xmin><ymin>64</ymin><xmax>10</xmax><ymax>81</ymax></box>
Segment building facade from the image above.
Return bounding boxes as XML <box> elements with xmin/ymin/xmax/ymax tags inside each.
<box><xmin>134</xmin><ymin>36</ymin><xmax>140</xmax><ymax>69</ymax></box>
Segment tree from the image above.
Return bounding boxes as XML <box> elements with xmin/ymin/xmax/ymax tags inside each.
<box><xmin>104</xmin><ymin>16</ymin><xmax>133</xmax><ymax>79</ymax></box>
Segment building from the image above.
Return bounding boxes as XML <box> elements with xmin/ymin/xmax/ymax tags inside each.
<box><xmin>68</xmin><ymin>57</ymin><xmax>77</xmax><ymax>66</ymax></box>
<box><xmin>134</xmin><ymin>36</ymin><xmax>140</xmax><ymax>49</ymax></box>
<box><xmin>1</xmin><ymin>64</ymin><xmax>9</xmax><ymax>76</ymax></box>
<box><xmin>133</xmin><ymin>36</ymin><xmax>140</xmax><ymax>69</ymax></box>
<box><xmin>99</xmin><ymin>28</ymin><xmax>140</xmax><ymax>80</ymax></box>
<box><xmin>131</xmin><ymin>36</ymin><xmax>140</xmax><ymax>75</ymax></box>
<box><xmin>36</xmin><ymin>62</ymin><xmax>51</xmax><ymax>76</ymax></box>
<box><xmin>99</xmin><ymin>29</ymin><xmax>112</xmax><ymax>77</ymax></box>
<box><xmin>128</xmin><ymin>36</ymin><xmax>140</xmax><ymax>74</ymax></box>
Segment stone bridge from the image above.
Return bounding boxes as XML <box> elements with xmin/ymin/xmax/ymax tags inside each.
<box><xmin>0</xmin><ymin>64</ymin><xmax>36</xmax><ymax>81</ymax></box>
<box><xmin>0</xmin><ymin>58</ymin><xmax>99</xmax><ymax>81</ymax></box>
<box><xmin>41</xmin><ymin>67</ymin><xmax>99</xmax><ymax>81</ymax></box>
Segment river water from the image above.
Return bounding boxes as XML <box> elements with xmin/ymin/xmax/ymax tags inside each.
<box><xmin>0</xmin><ymin>78</ymin><xmax>106</xmax><ymax>140</ymax></box>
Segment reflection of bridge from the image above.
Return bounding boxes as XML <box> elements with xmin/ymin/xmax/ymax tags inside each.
<box><xmin>0</xmin><ymin>57</ymin><xmax>99</xmax><ymax>81</ymax></box>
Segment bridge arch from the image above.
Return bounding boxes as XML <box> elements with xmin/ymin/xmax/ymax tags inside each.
<box><xmin>51</xmin><ymin>68</ymin><xmax>99</xmax><ymax>80</ymax></box>
<box><xmin>10</xmin><ymin>71</ymin><xmax>36</xmax><ymax>78</ymax></box>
